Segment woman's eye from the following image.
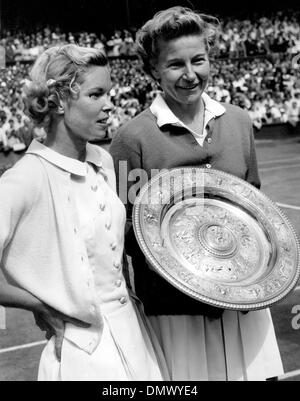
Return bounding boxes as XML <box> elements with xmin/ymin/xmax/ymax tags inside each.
<box><xmin>90</xmin><ymin>93</ymin><xmax>100</xmax><ymax>99</ymax></box>
<box><xmin>193</xmin><ymin>58</ymin><xmax>205</xmax><ymax>64</ymax></box>
<box><xmin>168</xmin><ymin>62</ymin><xmax>182</xmax><ymax>69</ymax></box>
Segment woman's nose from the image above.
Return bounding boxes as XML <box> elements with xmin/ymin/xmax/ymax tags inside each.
<box><xmin>103</xmin><ymin>97</ymin><xmax>114</xmax><ymax>113</ymax></box>
<box><xmin>183</xmin><ymin>64</ymin><xmax>196</xmax><ymax>81</ymax></box>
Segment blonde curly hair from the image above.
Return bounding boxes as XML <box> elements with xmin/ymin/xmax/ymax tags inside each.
<box><xmin>23</xmin><ymin>44</ymin><xmax>108</xmax><ymax>130</ymax></box>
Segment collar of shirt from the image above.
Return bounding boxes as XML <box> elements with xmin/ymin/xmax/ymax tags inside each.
<box><xmin>150</xmin><ymin>92</ymin><xmax>226</xmax><ymax>145</ymax></box>
<box><xmin>26</xmin><ymin>139</ymin><xmax>103</xmax><ymax>177</ymax></box>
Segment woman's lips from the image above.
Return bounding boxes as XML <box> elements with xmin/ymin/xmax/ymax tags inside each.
<box><xmin>96</xmin><ymin>118</ymin><xmax>109</xmax><ymax>124</ymax></box>
<box><xmin>177</xmin><ymin>83</ymin><xmax>200</xmax><ymax>90</ymax></box>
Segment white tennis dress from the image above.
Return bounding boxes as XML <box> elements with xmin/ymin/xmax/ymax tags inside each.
<box><xmin>38</xmin><ymin>162</ymin><xmax>168</xmax><ymax>381</ymax></box>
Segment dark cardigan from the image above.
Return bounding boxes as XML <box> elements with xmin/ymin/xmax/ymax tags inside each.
<box><xmin>110</xmin><ymin>103</ymin><xmax>261</xmax><ymax>316</ymax></box>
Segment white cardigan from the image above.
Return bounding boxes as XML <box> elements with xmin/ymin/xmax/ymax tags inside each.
<box><xmin>0</xmin><ymin>140</ymin><xmax>120</xmax><ymax>354</ymax></box>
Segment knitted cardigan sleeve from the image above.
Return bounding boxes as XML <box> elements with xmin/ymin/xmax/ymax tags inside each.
<box><xmin>0</xmin><ymin>156</ymin><xmax>42</xmax><ymax>329</ymax></box>
<box><xmin>0</xmin><ymin>157</ymin><xmax>41</xmax><ymax>260</ymax></box>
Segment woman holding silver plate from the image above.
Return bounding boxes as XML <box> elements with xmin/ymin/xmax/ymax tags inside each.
<box><xmin>110</xmin><ymin>6</ymin><xmax>284</xmax><ymax>381</ymax></box>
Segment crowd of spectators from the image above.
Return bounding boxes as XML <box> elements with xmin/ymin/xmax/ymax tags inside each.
<box><xmin>0</xmin><ymin>63</ymin><xmax>46</xmax><ymax>154</ymax></box>
<box><xmin>208</xmin><ymin>56</ymin><xmax>300</xmax><ymax>130</ymax></box>
<box><xmin>1</xmin><ymin>10</ymin><xmax>300</xmax><ymax>63</ymax></box>
<box><xmin>217</xmin><ymin>11</ymin><xmax>300</xmax><ymax>58</ymax></box>
<box><xmin>1</xmin><ymin>10</ymin><xmax>300</xmax><ymax>154</ymax></box>
<box><xmin>0</xmin><ymin>27</ymin><xmax>135</xmax><ymax>63</ymax></box>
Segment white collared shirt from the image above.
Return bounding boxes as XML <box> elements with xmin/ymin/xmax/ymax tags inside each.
<box><xmin>150</xmin><ymin>92</ymin><xmax>226</xmax><ymax>146</ymax></box>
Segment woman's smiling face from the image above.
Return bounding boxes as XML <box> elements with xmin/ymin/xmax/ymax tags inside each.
<box><xmin>152</xmin><ymin>35</ymin><xmax>210</xmax><ymax>110</ymax></box>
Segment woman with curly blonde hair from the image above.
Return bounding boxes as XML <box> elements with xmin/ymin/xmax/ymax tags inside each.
<box><xmin>0</xmin><ymin>44</ymin><xmax>168</xmax><ymax>381</ymax></box>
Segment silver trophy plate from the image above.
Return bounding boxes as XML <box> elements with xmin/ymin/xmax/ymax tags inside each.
<box><xmin>133</xmin><ymin>168</ymin><xmax>300</xmax><ymax>311</ymax></box>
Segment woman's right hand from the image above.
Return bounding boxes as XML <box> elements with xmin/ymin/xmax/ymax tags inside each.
<box><xmin>34</xmin><ymin>306</ymin><xmax>90</xmax><ymax>362</ymax></box>
<box><xmin>0</xmin><ymin>282</ymin><xmax>90</xmax><ymax>361</ymax></box>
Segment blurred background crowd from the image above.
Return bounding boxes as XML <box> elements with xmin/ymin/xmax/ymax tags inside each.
<box><xmin>1</xmin><ymin>9</ymin><xmax>300</xmax><ymax>154</ymax></box>
<box><xmin>2</xmin><ymin>10</ymin><xmax>300</xmax><ymax>60</ymax></box>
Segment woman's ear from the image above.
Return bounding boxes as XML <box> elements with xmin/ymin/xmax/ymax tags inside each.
<box><xmin>151</xmin><ymin>66</ymin><xmax>160</xmax><ymax>81</ymax></box>
<box><xmin>151</xmin><ymin>69</ymin><xmax>157</xmax><ymax>80</ymax></box>
<box><xmin>150</xmin><ymin>60</ymin><xmax>161</xmax><ymax>81</ymax></box>
<box><xmin>56</xmin><ymin>99</ymin><xmax>65</xmax><ymax>115</ymax></box>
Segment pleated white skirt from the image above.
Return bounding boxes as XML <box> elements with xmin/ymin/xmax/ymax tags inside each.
<box><xmin>150</xmin><ymin>308</ymin><xmax>284</xmax><ymax>381</ymax></box>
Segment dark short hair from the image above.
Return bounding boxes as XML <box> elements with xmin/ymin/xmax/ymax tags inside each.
<box><xmin>136</xmin><ymin>6</ymin><xmax>220</xmax><ymax>77</ymax></box>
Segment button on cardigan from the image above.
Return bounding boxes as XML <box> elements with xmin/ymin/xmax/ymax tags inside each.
<box><xmin>0</xmin><ymin>140</ymin><xmax>117</xmax><ymax>353</ymax></box>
